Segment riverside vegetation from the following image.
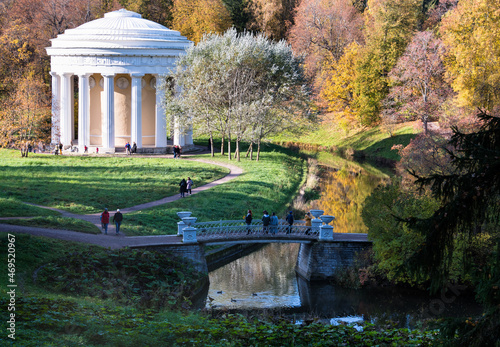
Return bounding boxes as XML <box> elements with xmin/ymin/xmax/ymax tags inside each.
<box><xmin>0</xmin><ymin>141</ymin><xmax>448</xmax><ymax>346</ymax></box>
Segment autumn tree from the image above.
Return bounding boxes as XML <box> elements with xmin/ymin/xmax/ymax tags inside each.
<box><xmin>354</xmin><ymin>0</ymin><xmax>422</xmax><ymax>126</ymax></box>
<box><xmin>319</xmin><ymin>42</ymin><xmax>360</xmax><ymax>133</ymax></box>
<box><xmin>169</xmin><ymin>29</ymin><xmax>312</xmax><ymax>161</ymax></box>
<box><xmin>246</xmin><ymin>0</ymin><xmax>298</xmax><ymax>41</ymax></box>
<box><xmin>0</xmin><ymin>72</ymin><xmax>51</xmax><ymax>156</ymax></box>
<box><xmin>171</xmin><ymin>0</ymin><xmax>232</xmax><ymax>43</ymax></box>
<box><xmin>118</xmin><ymin>0</ymin><xmax>174</xmax><ymax>28</ymax></box>
<box><xmin>382</xmin><ymin>31</ymin><xmax>452</xmax><ymax>133</ymax></box>
<box><xmin>288</xmin><ymin>0</ymin><xmax>363</xmax><ymax>84</ymax></box>
<box><xmin>440</xmin><ymin>0</ymin><xmax>500</xmax><ymax>110</ymax></box>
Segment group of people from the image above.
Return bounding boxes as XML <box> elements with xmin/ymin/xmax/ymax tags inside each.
<box><xmin>100</xmin><ymin>208</ymin><xmax>123</xmax><ymax>235</ymax></box>
<box><xmin>125</xmin><ymin>142</ymin><xmax>137</xmax><ymax>155</ymax></box>
<box><xmin>245</xmin><ymin>210</ymin><xmax>312</xmax><ymax>235</ymax></box>
<box><xmin>179</xmin><ymin>177</ymin><xmax>194</xmax><ymax>197</ymax></box>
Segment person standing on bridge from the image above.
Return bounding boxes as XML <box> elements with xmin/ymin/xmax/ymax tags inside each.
<box><xmin>100</xmin><ymin>208</ymin><xmax>110</xmax><ymax>235</ymax></box>
<box><xmin>113</xmin><ymin>209</ymin><xmax>123</xmax><ymax>235</ymax></box>
<box><xmin>262</xmin><ymin>210</ymin><xmax>271</xmax><ymax>234</ymax></box>
<box><xmin>270</xmin><ymin>212</ymin><xmax>279</xmax><ymax>234</ymax></box>
<box><xmin>245</xmin><ymin>210</ymin><xmax>253</xmax><ymax>234</ymax></box>
<box><xmin>285</xmin><ymin>211</ymin><xmax>294</xmax><ymax>234</ymax></box>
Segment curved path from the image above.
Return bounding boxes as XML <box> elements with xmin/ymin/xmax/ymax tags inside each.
<box><xmin>0</xmin><ymin>156</ymin><xmax>243</xmax><ymax>248</ymax></box>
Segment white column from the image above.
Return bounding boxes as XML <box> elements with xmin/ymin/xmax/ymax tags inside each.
<box><xmin>50</xmin><ymin>72</ymin><xmax>61</xmax><ymax>146</ymax></box>
<box><xmin>102</xmin><ymin>74</ymin><xmax>115</xmax><ymax>150</ymax></box>
<box><xmin>131</xmin><ymin>74</ymin><xmax>144</xmax><ymax>148</ymax></box>
<box><xmin>155</xmin><ymin>74</ymin><xmax>167</xmax><ymax>147</ymax></box>
<box><xmin>60</xmin><ymin>73</ymin><xmax>73</xmax><ymax>147</ymax></box>
<box><xmin>173</xmin><ymin>118</ymin><xmax>185</xmax><ymax>147</ymax></box>
<box><xmin>172</xmin><ymin>84</ymin><xmax>193</xmax><ymax>148</ymax></box>
<box><xmin>78</xmin><ymin>74</ymin><xmax>91</xmax><ymax>152</ymax></box>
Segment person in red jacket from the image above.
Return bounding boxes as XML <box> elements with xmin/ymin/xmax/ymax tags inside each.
<box><xmin>100</xmin><ymin>208</ymin><xmax>110</xmax><ymax>234</ymax></box>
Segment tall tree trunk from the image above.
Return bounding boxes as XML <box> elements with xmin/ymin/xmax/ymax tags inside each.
<box><xmin>220</xmin><ymin>135</ymin><xmax>225</xmax><ymax>156</ymax></box>
<box><xmin>257</xmin><ymin>139</ymin><xmax>261</xmax><ymax>161</ymax></box>
<box><xmin>227</xmin><ymin>135</ymin><xmax>231</xmax><ymax>160</ymax></box>
<box><xmin>250</xmin><ymin>143</ymin><xmax>253</xmax><ymax>160</ymax></box>
<box><xmin>235</xmin><ymin>139</ymin><xmax>240</xmax><ymax>161</ymax></box>
<box><xmin>210</xmin><ymin>134</ymin><xmax>214</xmax><ymax>157</ymax></box>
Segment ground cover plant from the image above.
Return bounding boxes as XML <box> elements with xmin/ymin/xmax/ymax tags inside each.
<box><xmin>35</xmin><ymin>247</ymin><xmax>205</xmax><ymax>309</ymax></box>
<box><xmin>2</xmin><ymin>295</ymin><xmax>440</xmax><ymax>346</ymax></box>
<box><xmin>0</xmin><ymin>148</ymin><xmax>229</xmax><ymax>214</ymax></box>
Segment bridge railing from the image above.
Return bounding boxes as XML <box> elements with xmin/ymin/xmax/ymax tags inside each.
<box><xmin>191</xmin><ymin>219</ymin><xmax>320</xmax><ymax>241</ymax></box>
<box><xmin>179</xmin><ymin>210</ymin><xmax>335</xmax><ymax>243</ymax></box>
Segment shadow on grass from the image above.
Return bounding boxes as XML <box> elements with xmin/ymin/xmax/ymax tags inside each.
<box><xmin>362</xmin><ymin>133</ymin><xmax>416</xmax><ymax>161</ymax></box>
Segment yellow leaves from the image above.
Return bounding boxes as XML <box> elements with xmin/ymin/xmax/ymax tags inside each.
<box><xmin>440</xmin><ymin>0</ymin><xmax>500</xmax><ymax>109</ymax></box>
<box><xmin>320</xmin><ymin>42</ymin><xmax>360</xmax><ymax>131</ymax></box>
<box><xmin>172</xmin><ymin>0</ymin><xmax>232</xmax><ymax>43</ymax></box>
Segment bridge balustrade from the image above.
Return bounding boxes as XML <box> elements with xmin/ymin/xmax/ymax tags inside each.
<box><xmin>190</xmin><ymin>219</ymin><xmax>322</xmax><ymax>242</ymax></box>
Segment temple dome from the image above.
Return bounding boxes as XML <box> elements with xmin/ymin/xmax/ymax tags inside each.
<box><xmin>47</xmin><ymin>9</ymin><xmax>191</xmax><ymax>51</ymax></box>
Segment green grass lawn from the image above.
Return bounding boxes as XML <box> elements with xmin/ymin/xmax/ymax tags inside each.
<box><xmin>0</xmin><ymin>149</ymin><xmax>229</xmax><ymax>214</ymax></box>
<box><xmin>0</xmin><ymin>144</ymin><xmax>306</xmax><ymax>235</ymax></box>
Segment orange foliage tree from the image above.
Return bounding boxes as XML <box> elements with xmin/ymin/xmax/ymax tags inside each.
<box><xmin>0</xmin><ymin>72</ymin><xmax>51</xmax><ymax>156</ymax></box>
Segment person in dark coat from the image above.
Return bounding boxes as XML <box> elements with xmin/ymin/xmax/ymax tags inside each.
<box><xmin>262</xmin><ymin>210</ymin><xmax>271</xmax><ymax>234</ymax></box>
<box><xmin>113</xmin><ymin>209</ymin><xmax>123</xmax><ymax>234</ymax></box>
<box><xmin>285</xmin><ymin>211</ymin><xmax>294</xmax><ymax>234</ymax></box>
<box><xmin>131</xmin><ymin>142</ymin><xmax>137</xmax><ymax>154</ymax></box>
<box><xmin>245</xmin><ymin>209</ymin><xmax>253</xmax><ymax>234</ymax></box>
<box><xmin>100</xmin><ymin>208</ymin><xmax>110</xmax><ymax>235</ymax></box>
<box><xmin>179</xmin><ymin>178</ymin><xmax>187</xmax><ymax>197</ymax></box>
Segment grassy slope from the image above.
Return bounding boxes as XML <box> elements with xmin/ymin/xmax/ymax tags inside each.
<box><xmin>275</xmin><ymin>121</ymin><xmax>421</xmax><ymax>161</ymax></box>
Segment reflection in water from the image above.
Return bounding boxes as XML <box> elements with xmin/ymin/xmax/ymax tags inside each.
<box><xmin>310</xmin><ymin>165</ymin><xmax>388</xmax><ymax>233</ymax></box>
<box><xmin>207</xmin><ymin>243</ymin><xmax>482</xmax><ymax>327</ymax></box>
<box><xmin>207</xmin><ymin>243</ymin><xmax>301</xmax><ymax>309</ymax></box>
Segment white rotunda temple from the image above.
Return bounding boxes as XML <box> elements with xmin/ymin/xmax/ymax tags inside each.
<box><xmin>46</xmin><ymin>9</ymin><xmax>194</xmax><ymax>153</ymax></box>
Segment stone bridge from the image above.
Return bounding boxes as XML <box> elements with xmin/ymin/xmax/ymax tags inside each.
<box><xmin>132</xmin><ymin>210</ymin><xmax>372</xmax><ymax>281</ymax></box>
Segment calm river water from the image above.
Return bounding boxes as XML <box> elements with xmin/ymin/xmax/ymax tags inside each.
<box><xmin>205</xmin><ymin>157</ymin><xmax>482</xmax><ymax>327</ymax></box>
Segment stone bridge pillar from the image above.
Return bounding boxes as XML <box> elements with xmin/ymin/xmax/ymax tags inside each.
<box><xmin>295</xmin><ymin>241</ymin><xmax>372</xmax><ymax>281</ymax></box>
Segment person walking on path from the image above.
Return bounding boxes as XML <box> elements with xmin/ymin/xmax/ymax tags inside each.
<box><xmin>245</xmin><ymin>209</ymin><xmax>253</xmax><ymax>234</ymax></box>
<box><xmin>186</xmin><ymin>177</ymin><xmax>193</xmax><ymax>195</ymax></box>
<box><xmin>179</xmin><ymin>178</ymin><xmax>187</xmax><ymax>198</ymax></box>
<box><xmin>58</xmin><ymin>142</ymin><xmax>63</xmax><ymax>155</ymax></box>
<box><xmin>270</xmin><ymin>212</ymin><xmax>279</xmax><ymax>234</ymax></box>
<box><xmin>125</xmin><ymin>142</ymin><xmax>131</xmax><ymax>155</ymax></box>
<box><xmin>131</xmin><ymin>142</ymin><xmax>137</xmax><ymax>154</ymax></box>
<box><xmin>262</xmin><ymin>210</ymin><xmax>271</xmax><ymax>234</ymax></box>
<box><xmin>113</xmin><ymin>209</ymin><xmax>123</xmax><ymax>235</ymax></box>
<box><xmin>100</xmin><ymin>208</ymin><xmax>110</xmax><ymax>234</ymax></box>
<box><xmin>285</xmin><ymin>211</ymin><xmax>294</xmax><ymax>234</ymax></box>
<box><xmin>304</xmin><ymin>212</ymin><xmax>312</xmax><ymax>235</ymax></box>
